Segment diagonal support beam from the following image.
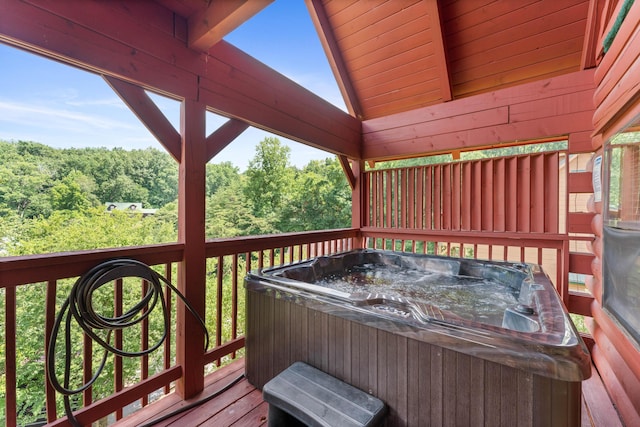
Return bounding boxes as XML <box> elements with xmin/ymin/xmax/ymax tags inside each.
<box><xmin>306</xmin><ymin>0</ymin><xmax>363</xmax><ymax>119</ymax></box>
<box><xmin>104</xmin><ymin>76</ymin><xmax>182</xmax><ymax>162</ymax></box>
<box><xmin>338</xmin><ymin>155</ymin><xmax>356</xmax><ymax>190</ymax></box>
<box><xmin>425</xmin><ymin>0</ymin><xmax>452</xmax><ymax>102</ymax></box>
<box><xmin>188</xmin><ymin>0</ymin><xmax>273</xmax><ymax>51</ymax></box>
<box><xmin>205</xmin><ymin>118</ymin><xmax>250</xmax><ymax>162</ymax></box>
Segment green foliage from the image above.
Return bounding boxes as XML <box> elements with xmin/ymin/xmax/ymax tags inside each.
<box><xmin>1</xmin><ymin>136</ymin><xmax>354</xmax><ymax>424</ymax></box>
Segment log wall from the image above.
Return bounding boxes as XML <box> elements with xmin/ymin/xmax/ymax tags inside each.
<box><xmin>588</xmin><ymin>1</ymin><xmax>640</xmax><ymax>424</ymax></box>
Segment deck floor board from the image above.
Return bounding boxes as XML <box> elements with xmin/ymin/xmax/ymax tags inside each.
<box><xmin>111</xmin><ymin>359</ymin><xmax>620</xmax><ymax>427</ymax></box>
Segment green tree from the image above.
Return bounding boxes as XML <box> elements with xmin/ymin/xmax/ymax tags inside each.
<box><xmin>50</xmin><ymin>170</ymin><xmax>98</xmax><ymax>211</ymax></box>
<box><xmin>243</xmin><ymin>137</ymin><xmax>295</xmax><ymax>220</ymax></box>
<box><xmin>279</xmin><ymin>157</ymin><xmax>351</xmax><ymax>231</ymax></box>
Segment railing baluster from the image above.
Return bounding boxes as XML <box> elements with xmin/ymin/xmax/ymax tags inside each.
<box><xmin>5</xmin><ymin>285</ymin><xmax>17</xmax><ymax>427</ymax></box>
<box><xmin>231</xmin><ymin>253</ymin><xmax>238</xmax><ymax>360</ymax></box>
<box><xmin>141</xmin><ymin>278</ymin><xmax>149</xmax><ymax>407</ymax></box>
<box><xmin>163</xmin><ymin>263</ymin><xmax>172</xmax><ymax>395</ymax></box>
<box><xmin>115</xmin><ymin>278</ymin><xmax>124</xmax><ymax>420</ymax></box>
<box><xmin>45</xmin><ymin>280</ymin><xmax>58</xmax><ymax>422</ymax></box>
<box><xmin>216</xmin><ymin>256</ymin><xmax>223</xmax><ymax>367</ymax></box>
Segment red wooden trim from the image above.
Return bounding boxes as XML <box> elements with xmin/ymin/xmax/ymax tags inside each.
<box><xmin>5</xmin><ymin>286</ymin><xmax>17</xmax><ymax>427</ymax></box>
<box><xmin>471</xmin><ymin>161</ymin><xmax>481</xmax><ymax>230</ymax></box>
<box><xmin>176</xmin><ymin>99</ymin><xmax>207</xmax><ymax>398</ymax></box>
<box><xmin>434</xmin><ymin>165</ymin><xmax>442</xmax><ymax>230</ymax></box>
<box><xmin>306</xmin><ymin>0</ymin><xmax>363</xmax><ymax>118</ymax></box>
<box><xmin>141</xmin><ymin>279</ymin><xmax>149</xmax><ymax>407</ymax></box>
<box><xmin>581</xmin><ymin>356</ymin><xmax>626</xmax><ymax>427</ymax></box>
<box><xmin>360</xmin><ymin>227</ymin><xmax>566</xmax><ymax>248</ymax></box>
<box><xmin>232</xmin><ymin>253</ymin><xmax>239</xmax><ymax>359</ymax></box>
<box><xmin>442</xmin><ymin>164</ymin><xmax>452</xmax><ymax>230</ymax></box>
<box><xmin>569</xmin><ymin>131</ymin><xmax>596</xmax><ymax>153</ymax></box>
<box><xmin>203</xmin><ymin>41</ymin><xmax>361</xmax><ymax>159</ymax></box>
<box><xmin>163</xmin><ymin>264</ymin><xmax>172</xmax><ymax>395</ymax></box>
<box><xmin>0</xmin><ymin>244</ymin><xmax>184</xmax><ymax>287</ymax></box>
<box><xmin>425</xmin><ymin>0</ymin><xmax>452</xmax><ymax>102</ymax></box>
<box><xmin>569</xmin><ymin>252</ymin><xmax>595</xmax><ymax>274</ymax></box>
<box><xmin>104</xmin><ymin>76</ymin><xmax>182</xmax><ymax>162</ymax></box>
<box><xmin>452</xmin><ymin>163</ymin><xmax>461</xmax><ymax>230</ymax></box>
<box><xmin>568</xmin><ymin>212</ymin><xmax>596</xmax><ymax>233</ymax></box>
<box><xmin>461</xmin><ymin>162</ymin><xmax>471</xmax><ymax>230</ymax></box>
<box><xmin>83</xmin><ymin>333</ymin><xmax>93</xmax><ymax>405</ymax></box>
<box><xmin>408</xmin><ymin>168</ymin><xmax>416</xmax><ymax>228</ymax></box>
<box><xmin>205</xmin><ymin>119</ymin><xmax>250</xmax><ymax>163</ymax></box>
<box><xmin>581</xmin><ymin>0</ymin><xmax>605</xmax><ymax>68</ymax></box>
<box><xmin>416</xmin><ymin>167</ymin><xmax>424</xmax><ymax>229</ymax></box>
<box><xmin>517</xmin><ymin>156</ymin><xmax>531</xmax><ymax>232</ymax></box>
<box><xmin>45</xmin><ymin>280</ymin><xmax>58</xmax><ymax>422</ymax></box>
<box><xmin>45</xmin><ymin>367</ymin><xmax>182</xmax><ymax>427</ymax></box>
<box><xmin>569</xmin><ymin>171</ymin><xmax>594</xmax><ymax>193</ymax></box>
<box><xmin>187</xmin><ymin>0</ymin><xmax>272</xmax><ymax>51</ymax></box>
<box><xmin>114</xmin><ymin>278</ymin><xmax>124</xmax><ymax>419</ymax></box>
<box><xmin>425</xmin><ymin>167</ymin><xmax>433</xmax><ymax>230</ymax></box>
<box><xmin>338</xmin><ymin>155</ymin><xmax>356</xmax><ymax>190</ymax></box>
<box><xmin>567</xmin><ymin>292</ymin><xmax>594</xmax><ymax>317</ymax></box>
<box><xmin>203</xmin><ymin>337</ymin><xmax>247</xmax><ymax>366</ymax></box>
<box><xmin>215</xmin><ymin>255</ymin><xmax>224</xmax><ymax>366</ymax></box>
<box><xmin>481</xmin><ymin>160</ymin><xmax>494</xmax><ymax>231</ymax></box>
<box><xmin>545</xmin><ymin>152</ymin><xmax>560</xmax><ymax>233</ymax></box>
<box><xmin>492</xmin><ymin>158</ymin><xmax>505</xmax><ymax>232</ymax></box>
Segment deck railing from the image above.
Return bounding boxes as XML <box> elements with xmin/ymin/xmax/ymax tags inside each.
<box><xmin>1</xmin><ymin>222</ymin><xmax>592</xmax><ymax>426</ymax></box>
<box><xmin>0</xmin><ymin>230</ymin><xmax>358</xmax><ymax>427</ymax></box>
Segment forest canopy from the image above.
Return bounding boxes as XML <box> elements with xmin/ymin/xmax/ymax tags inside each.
<box><xmin>0</xmin><ymin>137</ymin><xmax>352</xmax><ymax>256</ymax></box>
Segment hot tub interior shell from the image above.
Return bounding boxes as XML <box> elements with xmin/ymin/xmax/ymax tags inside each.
<box><xmin>245</xmin><ymin>249</ymin><xmax>590</xmax><ymax>426</ymax></box>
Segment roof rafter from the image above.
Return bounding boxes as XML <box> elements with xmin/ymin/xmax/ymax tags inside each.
<box><xmin>305</xmin><ymin>0</ymin><xmax>363</xmax><ymax>119</ymax></box>
<box><xmin>188</xmin><ymin>0</ymin><xmax>273</xmax><ymax>51</ymax></box>
<box><xmin>426</xmin><ymin>0</ymin><xmax>452</xmax><ymax>102</ymax></box>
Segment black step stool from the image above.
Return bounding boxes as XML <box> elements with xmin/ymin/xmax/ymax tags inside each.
<box><xmin>262</xmin><ymin>361</ymin><xmax>386</xmax><ymax>427</ymax></box>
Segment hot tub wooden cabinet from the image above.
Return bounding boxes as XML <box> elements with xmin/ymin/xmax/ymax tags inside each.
<box><xmin>245</xmin><ymin>249</ymin><xmax>591</xmax><ymax>426</ymax></box>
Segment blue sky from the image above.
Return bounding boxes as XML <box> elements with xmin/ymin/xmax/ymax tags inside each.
<box><xmin>0</xmin><ymin>1</ymin><xmax>346</xmax><ymax>171</ymax></box>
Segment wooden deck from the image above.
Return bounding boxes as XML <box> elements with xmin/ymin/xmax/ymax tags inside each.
<box><xmin>112</xmin><ymin>359</ymin><xmax>621</xmax><ymax>427</ymax></box>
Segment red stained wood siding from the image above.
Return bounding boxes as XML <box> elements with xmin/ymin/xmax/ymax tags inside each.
<box><xmin>364</xmin><ymin>152</ymin><xmax>562</xmax><ymax>235</ymax></box>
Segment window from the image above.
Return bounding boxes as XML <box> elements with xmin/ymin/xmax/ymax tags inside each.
<box><xmin>602</xmin><ymin>116</ymin><xmax>640</xmax><ymax>347</ymax></box>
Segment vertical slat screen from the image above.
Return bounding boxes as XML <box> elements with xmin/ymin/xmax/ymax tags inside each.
<box><xmin>364</xmin><ymin>152</ymin><xmax>562</xmax><ymax>235</ymax></box>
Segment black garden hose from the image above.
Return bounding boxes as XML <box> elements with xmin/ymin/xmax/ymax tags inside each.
<box><xmin>47</xmin><ymin>258</ymin><xmax>210</xmax><ymax>427</ymax></box>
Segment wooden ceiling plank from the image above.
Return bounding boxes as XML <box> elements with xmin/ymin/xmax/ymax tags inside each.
<box><xmin>339</xmin><ymin>2</ymin><xmax>429</xmax><ymax>61</ymax></box>
<box><xmin>205</xmin><ymin>119</ymin><xmax>250</xmax><ymax>162</ymax></box>
<box><xmin>447</xmin><ymin>1</ymin><xmax>589</xmax><ymax>62</ymax></box>
<box><xmin>104</xmin><ymin>76</ymin><xmax>182</xmax><ymax>162</ymax></box>
<box><xmin>451</xmin><ymin>34</ymin><xmax>585</xmax><ymax>87</ymax></box>
<box><xmin>306</xmin><ymin>0</ymin><xmax>363</xmax><ymax>119</ymax></box>
<box><xmin>450</xmin><ymin>21</ymin><xmax>586</xmax><ymax>78</ymax></box>
<box><xmin>425</xmin><ymin>0</ymin><xmax>453</xmax><ymax>102</ymax></box>
<box><xmin>187</xmin><ymin>0</ymin><xmax>273</xmax><ymax>51</ymax></box>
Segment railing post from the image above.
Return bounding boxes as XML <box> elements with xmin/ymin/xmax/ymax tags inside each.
<box><xmin>177</xmin><ymin>98</ymin><xmax>207</xmax><ymax>398</ymax></box>
<box><xmin>351</xmin><ymin>160</ymin><xmax>366</xmax><ymax>248</ymax></box>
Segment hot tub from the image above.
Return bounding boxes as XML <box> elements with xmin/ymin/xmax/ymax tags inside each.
<box><xmin>245</xmin><ymin>249</ymin><xmax>591</xmax><ymax>426</ymax></box>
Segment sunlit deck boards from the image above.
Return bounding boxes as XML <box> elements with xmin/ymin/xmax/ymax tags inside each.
<box><xmin>111</xmin><ymin>359</ymin><xmax>267</xmax><ymax>427</ymax></box>
<box><xmin>112</xmin><ymin>359</ymin><xmax>620</xmax><ymax>427</ymax></box>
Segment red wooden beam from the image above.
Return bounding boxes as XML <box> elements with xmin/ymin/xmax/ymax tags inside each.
<box><xmin>425</xmin><ymin>0</ymin><xmax>452</xmax><ymax>102</ymax></box>
<box><xmin>104</xmin><ymin>76</ymin><xmax>182</xmax><ymax>162</ymax></box>
<box><xmin>306</xmin><ymin>0</ymin><xmax>363</xmax><ymax>118</ymax></box>
<box><xmin>188</xmin><ymin>0</ymin><xmax>273</xmax><ymax>51</ymax></box>
<box><xmin>177</xmin><ymin>99</ymin><xmax>207</xmax><ymax>398</ymax></box>
<box><xmin>205</xmin><ymin>118</ymin><xmax>250</xmax><ymax>162</ymax></box>
<box><xmin>338</xmin><ymin>155</ymin><xmax>356</xmax><ymax>190</ymax></box>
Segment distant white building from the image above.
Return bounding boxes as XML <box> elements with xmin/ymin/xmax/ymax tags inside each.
<box><xmin>105</xmin><ymin>202</ymin><xmax>156</xmax><ymax>216</ymax></box>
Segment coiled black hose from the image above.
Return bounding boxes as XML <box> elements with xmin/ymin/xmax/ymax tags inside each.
<box><xmin>47</xmin><ymin>258</ymin><xmax>210</xmax><ymax>427</ymax></box>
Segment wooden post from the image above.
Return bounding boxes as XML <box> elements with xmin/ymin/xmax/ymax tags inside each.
<box><xmin>176</xmin><ymin>99</ymin><xmax>207</xmax><ymax>398</ymax></box>
<box><xmin>351</xmin><ymin>160</ymin><xmax>366</xmax><ymax>248</ymax></box>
